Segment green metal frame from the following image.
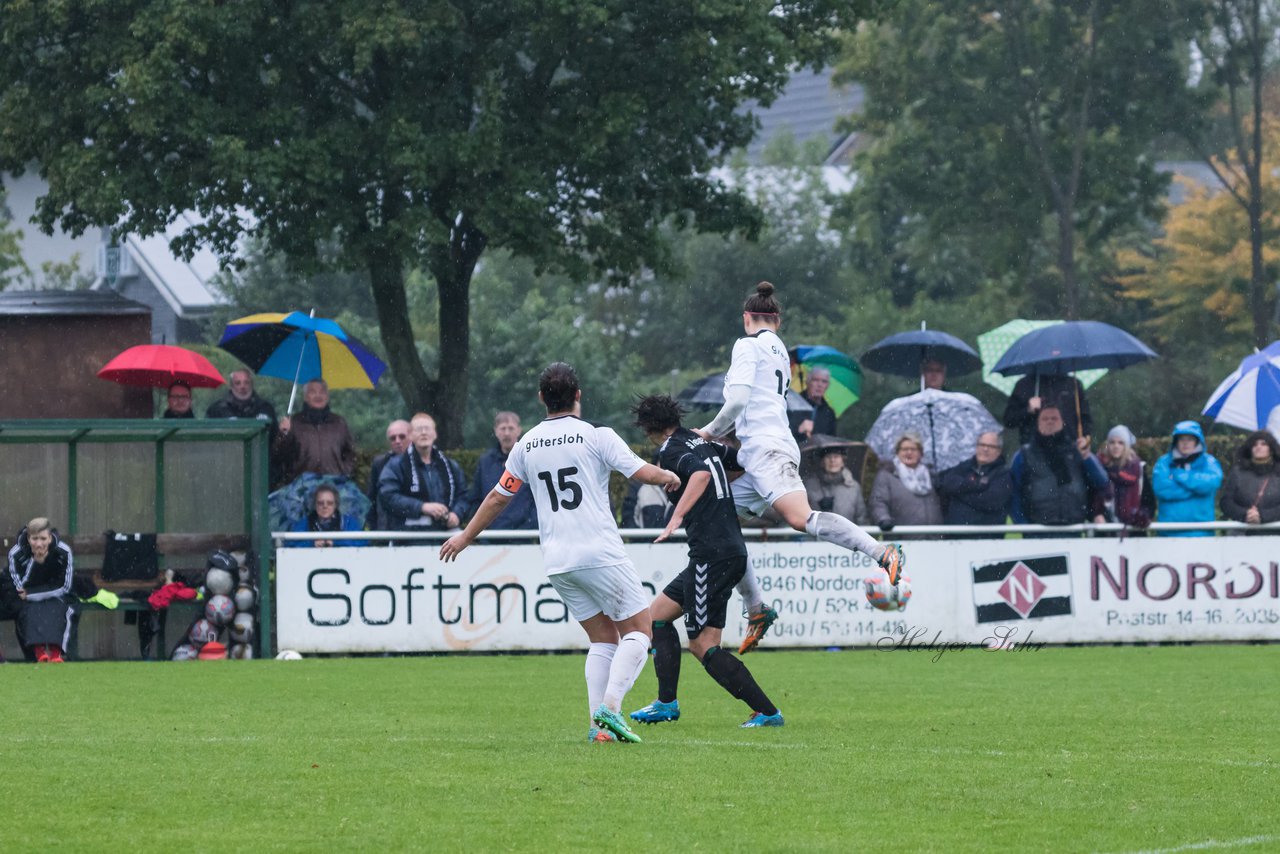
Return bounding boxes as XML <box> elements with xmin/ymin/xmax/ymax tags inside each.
<box><xmin>0</xmin><ymin>419</ymin><xmax>273</xmax><ymax>658</ymax></box>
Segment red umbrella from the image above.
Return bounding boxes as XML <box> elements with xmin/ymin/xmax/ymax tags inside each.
<box><xmin>97</xmin><ymin>345</ymin><xmax>226</xmax><ymax>389</ymax></box>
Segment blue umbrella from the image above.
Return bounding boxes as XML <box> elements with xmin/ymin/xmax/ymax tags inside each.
<box><xmin>992</xmin><ymin>321</ymin><xmax>1158</xmax><ymax>376</ymax></box>
<box><xmin>1202</xmin><ymin>342</ymin><xmax>1280</xmax><ymax>430</ymax></box>
<box><xmin>862</xmin><ymin>327</ymin><xmax>983</xmax><ymax>378</ymax></box>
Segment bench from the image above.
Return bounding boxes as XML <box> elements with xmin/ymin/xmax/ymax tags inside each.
<box><xmin>2</xmin><ymin>533</ymin><xmax>251</xmax><ymax>661</ymax></box>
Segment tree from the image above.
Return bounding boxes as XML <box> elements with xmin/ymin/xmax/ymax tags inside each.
<box><xmin>1185</xmin><ymin>0</ymin><xmax>1280</xmax><ymax>347</ymax></box>
<box><xmin>0</xmin><ymin>186</ymin><xmax>25</xmax><ymax>290</ymax></box>
<box><xmin>0</xmin><ymin>1</ymin><xmax>863</xmax><ymax>444</ymax></box>
<box><xmin>1114</xmin><ymin>117</ymin><xmax>1280</xmax><ymax>353</ymax></box>
<box><xmin>836</xmin><ymin>0</ymin><xmax>1208</xmax><ymax>316</ymax></box>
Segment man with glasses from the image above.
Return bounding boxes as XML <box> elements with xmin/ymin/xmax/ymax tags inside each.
<box><xmin>162</xmin><ymin>382</ymin><xmax>194</xmax><ymax>419</ymax></box>
<box><xmin>936</xmin><ymin>431</ymin><xmax>1013</xmax><ymax>527</ymax></box>
<box><xmin>366</xmin><ymin>419</ymin><xmax>411</xmax><ymax>530</ymax></box>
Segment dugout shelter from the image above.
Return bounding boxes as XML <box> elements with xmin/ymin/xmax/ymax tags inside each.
<box><xmin>0</xmin><ymin>419</ymin><xmax>272</xmax><ymax>659</ymax></box>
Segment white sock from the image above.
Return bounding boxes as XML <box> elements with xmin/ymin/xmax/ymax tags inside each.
<box><xmin>602</xmin><ymin>631</ymin><xmax>649</xmax><ymax>712</ymax></box>
<box><xmin>586</xmin><ymin>643</ymin><xmax>617</xmax><ymax>721</ymax></box>
<box><xmin>736</xmin><ymin>564</ymin><xmax>765</xmax><ymax>615</ymax></box>
<box><xmin>806</xmin><ymin>511</ymin><xmax>884</xmax><ymax>560</ymax></box>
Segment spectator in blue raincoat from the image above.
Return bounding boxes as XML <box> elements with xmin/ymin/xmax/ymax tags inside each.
<box><xmin>1151</xmin><ymin>420</ymin><xmax>1223</xmax><ymax>537</ymax></box>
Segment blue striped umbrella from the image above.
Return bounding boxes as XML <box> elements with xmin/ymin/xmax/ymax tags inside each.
<box><xmin>1202</xmin><ymin>341</ymin><xmax>1280</xmax><ymax>430</ymax></box>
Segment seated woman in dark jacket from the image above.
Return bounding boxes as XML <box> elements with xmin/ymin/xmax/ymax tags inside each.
<box><xmin>4</xmin><ymin>518</ymin><xmax>75</xmax><ymax>662</ymax></box>
<box><xmin>1220</xmin><ymin>430</ymin><xmax>1280</xmax><ymax>525</ymax></box>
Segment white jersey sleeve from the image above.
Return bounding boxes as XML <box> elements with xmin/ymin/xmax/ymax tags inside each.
<box><xmin>596</xmin><ymin>427</ymin><xmax>646</xmax><ymax>478</ymax></box>
<box><xmin>724</xmin><ymin>337</ymin><xmax>760</xmax><ymax>388</ymax></box>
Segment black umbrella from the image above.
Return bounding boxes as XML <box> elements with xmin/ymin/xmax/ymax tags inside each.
<box><xmin>862</xmin><ymin>326</ymin><xmax>983</xmax><ymax>378</ymax></box>
<box><xmin>992</xmin><ymin>320</ymin><xmax>1158</xmax><ymax>376</ymax></box>
<box><xmin>677</xmin><ymin>372</ymin><xmax>816</xmax><ymax>415</ymax></box>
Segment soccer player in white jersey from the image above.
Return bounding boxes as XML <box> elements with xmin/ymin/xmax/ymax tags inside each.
<box><xmin>697</xmin><ymin>281</ymin><xmax>907</xmax><ymax>644</ymax></box>
<box><xmin>440</xmin><ymin>362</ymin><xmax>680</xmax><ymax>744</ymax></box>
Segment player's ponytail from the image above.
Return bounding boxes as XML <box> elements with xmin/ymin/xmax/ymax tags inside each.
<box><xmin>743</xmin><ymin>281</ymin><xmax>781</xmax><ymax>317</ymax></box>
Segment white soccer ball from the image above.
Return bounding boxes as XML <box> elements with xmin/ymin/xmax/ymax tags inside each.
<box><xmin>864</xmin><ymin>570</ymin><xmax>912</xmax><ymax>612</ymax></box>
<box><xmin>205</xmin><ymin>567</ymin><xmax>235</xmax><ymax>597</ymax></box>
<box><xmin>171</xmin><ymin>643</ymin><xmax>199</xmax><ymax>661</ymax></box>
<box><xmin>275</xmin><ymin>649</ymin><xmax>303</xmax><ymax>661</ymax></box>
<box><xmin>233</xmin><ymin>585</ymin><xmax>256</xmax><ymax>613</ymax></box>
<box><xmin>229</xmin><ymin>612</ymin><xmax>255</xmax><ymax>644</ymax></box>
<box><xmin>229</xmin><ymin>643</ymin><xmax>254</xmax><ymax>660</ymax></box>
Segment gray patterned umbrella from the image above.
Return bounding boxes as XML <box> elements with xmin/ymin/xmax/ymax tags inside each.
<box><xmin>865</xmin><ymin>389</ymin><xmax>1000</xmax><ymax>471</ymax></box>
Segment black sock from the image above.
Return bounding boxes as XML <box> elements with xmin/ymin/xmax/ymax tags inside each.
<box><xmin>702</xmin><ymin>646</ymin><xmax>777</xmax><ymax>715</ymax></box>
<box><xmin>652</xmin><ymin>621</ymin><xmax>682</xmax><ymax>703</ymax></box>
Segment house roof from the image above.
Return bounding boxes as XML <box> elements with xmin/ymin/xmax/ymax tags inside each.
<box><xmin>744</xmin><ymin>68</ymin><xmax>864</xmax><ymax>164</ymax></box>
<box><xmin>0</xmin><ymin>288</ymin><xmax>151</xmax><ymax>317</ymax></box>
<box><xmin>118</xmin><ymin>211</ymin><xmax>224</xmax><ymax>316</ymax></box>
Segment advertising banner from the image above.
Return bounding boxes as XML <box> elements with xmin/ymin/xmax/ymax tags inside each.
<box><xmin>276</xmin><ymin>536</ymin><xmax>1280</xmax><ymax>653</ymax></box>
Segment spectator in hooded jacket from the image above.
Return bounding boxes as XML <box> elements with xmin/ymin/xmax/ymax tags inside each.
<box><xmin>1151</xmin><ymin>420</ymin><xmax>1223</xmax><ymax>537</ymax></box>
<box><xmin>379</xmin><ymin>412</ymin><xmax>468</xmax><ymax>531</ymax></box>
<box><xmin>803</xmin><ymin>446</ymin><xmax>870</xmax><ymax>526</ymax></box>
<box><xmin>936</xmin><ymin>431</ymin><xmax>1012</xmax><ymax>526</ymax></box>
<box><xmin>1010</xmin><ymin>405</ymin><xmax>1108</xmax><ymax>526</ymax></box>
<box><xmin>870</xmin><ymin>432</ymin><xmax>943</xmax><ymax>530</ymax></box>
<box><xmin>275</xmin><ymin>379</ymin><xmax>357</xmax><ymax>483</ymax></box>
<box><xmin>1094</xmin><ymin>425</ymin><xmax>1152</xmax><ymax>527</ymax></box>
<box><xmin>4</xmin><ymin>518</ymin><xmax>75</xmax><ymax>662</ymax></box>
<box><xmin>288</xmin><ymin>484</ymin><xmax>368</xmax><ymax>547</ymax></box>
<box><xmin>1220</xmin><ymin>430</ymin><xmax>1280</xmax><ymax>526</ymax></box>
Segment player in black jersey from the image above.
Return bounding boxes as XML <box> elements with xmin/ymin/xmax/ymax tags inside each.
<box><xmin>626</xmin><ymin>395</ymin><xmax>783</xmax><ymax>728</ymax></box>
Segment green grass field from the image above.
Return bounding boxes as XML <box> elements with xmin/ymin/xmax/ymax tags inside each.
<box><xmin>1</xmin><ymin>645</ymin><xmax>1277</xmax><ymax>853</ymax></box>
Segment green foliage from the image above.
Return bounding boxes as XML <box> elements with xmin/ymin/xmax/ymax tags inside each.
<box><xmin>0</xmin><ymin>0</ymin><xmax>866</xmax><ymax>444</ymax></box>
<box><xmin>836</xmin><ymin>0</ymin><xmax>1209</xmax><ymax>314</ymax></box>
<box><xmin>0</xmin><ymin>186</ymin><xmax>26</xmax><ymax>290</ymax></box>
<box><xmin>2</xmin><ymin>649</ymin><xmax>1277</xmax><ymax>850</ymax></box>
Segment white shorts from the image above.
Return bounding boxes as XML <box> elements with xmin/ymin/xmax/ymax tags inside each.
<box><xmin>732</xmin><ymin>448</ymin><xmax>806</xmax><ymax>518</ymax></box>
<box><xmin>548</xmin><ymin>562</ymin><xmax>650</xmax><ymax>623</ymax></box>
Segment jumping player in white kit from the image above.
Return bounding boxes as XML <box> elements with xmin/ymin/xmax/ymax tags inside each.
<box><xmin>697</xmin><ymin>282</ymin><xmax>907</xmax><ymax>648</ymax></box>
<box><xmin>440</xmin><ymin>362</ymin><xmax>680</xmax><ymax>744</ymax></box>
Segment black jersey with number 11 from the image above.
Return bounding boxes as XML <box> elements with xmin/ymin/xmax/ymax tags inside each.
<box><xmin>657</xmin><ymin>427</ymin><xmax>747</xmax><ymax>561</ymax></box>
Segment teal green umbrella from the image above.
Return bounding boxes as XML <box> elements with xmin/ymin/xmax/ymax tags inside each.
<box><xmin>977</xmin><ymin>320</ymin><xmax>1106</xmax><ymax>395</ymax></box>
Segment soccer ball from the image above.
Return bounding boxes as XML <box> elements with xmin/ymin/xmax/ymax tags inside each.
<box><xmin>204</xmin><ymin>568</ymin><xmax>235</xmax><ymax>597</ymax></box>
<box><xmin>171</xmin><ymin>643</ymin><xmax>199</xmax><ymax>661</ymax></box>
<box><xmin>864</xmin><ymin>570</ymin><xmax>912</xmax><ymax>612</ymax></box>
<box><xmin>275</xmin><ymin>649</ymin><xmax>303</xmax><ymax>661</ymax></box>
<box><xmin>229</xmin><ymin>612</ymin><xmax>255</xmax><ymax>644</ymax></box>
<box><xmin>229</xmin><ymin>643</ymin><xmax>254</xmax><ymax>660</ymax></box>
<box><xmin>188</xmin><ymin>618</ymin><xmax>219</xmax><ymax>646</ymax></box>
<box><xmin>205</xmin><ymin>594</ymin><xmax>235</xmax><ymax>626</ymax></box>
<box><xmin>233</xmin><ymin>585</ymin><xmax>256</xmax><ymax>613</ymax></box>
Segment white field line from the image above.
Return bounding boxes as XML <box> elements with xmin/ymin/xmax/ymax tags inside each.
<box><xmin>1106</xmin><ymin>833</ymin><xmax>1280</xmax><ymax>854</ymax></box>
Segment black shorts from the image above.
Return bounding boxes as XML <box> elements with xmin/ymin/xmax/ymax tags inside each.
<box><xmin>661</xmin><ymin>554</ymin><xmax>747</xmax><ymax>639</ymax></box>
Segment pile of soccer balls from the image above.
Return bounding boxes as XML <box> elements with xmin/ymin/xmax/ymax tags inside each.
<box><xmin>864</xmin><ymin>568</ymin><xmax>912</xmax><ymax>613</ymax></box>
<box><xmin>171</xmin><ymin>551</ymin><xmax>258</xmax><ymax>661</ymax></box>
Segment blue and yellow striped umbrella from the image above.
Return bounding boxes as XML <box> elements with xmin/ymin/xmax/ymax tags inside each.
<box><xmin>218</xmin><ymin>312</ymin><xmax>387</xmax><ymax>390</ymax></box>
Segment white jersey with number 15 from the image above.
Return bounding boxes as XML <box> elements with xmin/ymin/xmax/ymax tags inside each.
<box><xmin>723</xmin><ymin>328</ymin><xmax>799</xmax><ymax>468</ymax></box>
<box><xmin>495</xmin><ymin>415</ymin><xmax>645</xmax><ymax>575</ymax></box>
